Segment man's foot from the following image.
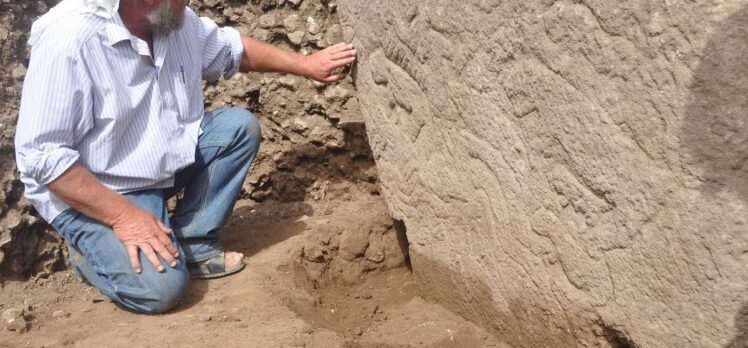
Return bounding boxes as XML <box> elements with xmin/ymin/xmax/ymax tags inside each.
<box><xmin>188</xmin><ymin>251</ymin><xmax>245</xmax><ymax>279</ymax></box>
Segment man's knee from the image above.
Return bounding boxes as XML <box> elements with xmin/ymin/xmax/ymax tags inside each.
<box><xmin>219</xmin><ymin>107</ymin><xmax>262</xmax><ymax>145</ymax></box>
<box><xmin>116</xmin><ymin>266</ymin><xmax>190</xmax><ymax>314</ymax></box>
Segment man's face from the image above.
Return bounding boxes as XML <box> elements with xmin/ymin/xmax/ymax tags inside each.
<box><xmin>146</xmin><ymin>0</ymin><xmax>187</xmax><ymax>35</ymax></box>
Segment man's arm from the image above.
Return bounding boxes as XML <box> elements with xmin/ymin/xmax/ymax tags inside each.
<box><xmin>239</xmin><ymin>36</ymin><xmax>357</xmax><ymax>83</ymax></box>
<box><xmin>47</xmin><ymin>164</ymin><xmax>179</xmax><ymax>274</ymax></box>
<box><xmin>16</xmin><ymin>25</ymin><xmax>179</xmax><ymax>274</ymax></box>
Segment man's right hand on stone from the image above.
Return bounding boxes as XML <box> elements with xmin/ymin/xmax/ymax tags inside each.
<box><xmin>111</xmin><ymin>206</ymin><xmax>180</xmax><ymax>274</ymax></box>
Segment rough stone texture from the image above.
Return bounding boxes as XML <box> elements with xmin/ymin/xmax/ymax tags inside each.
<box><xmin>338</xmin><ymin>1</ymin><xmax>748</xmax><ymax>347</ymax></box>
<box><xmin>1</xmin><ymin>307</ymin><xmax>27</xmax><ymax>333</ymax></box>
<box><xmin>0</xmin><ymin>0</ymin><xmax>377</xmax><ymax>280</ymax></box>
<box><xmin>0</xmin><ymin>0</ymin><xmax>69</xmax><ymax>281</ymax></box>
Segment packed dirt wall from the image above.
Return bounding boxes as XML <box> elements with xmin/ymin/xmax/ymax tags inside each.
<box><xmin>0</xmin><ymin>0</ymin><xmax>376</xmax><ymax>280</ymax></box>
<box><xmin>337</xmin><ymin>0</ymin><xmax>748</xmax><ymax>347</ymax></box>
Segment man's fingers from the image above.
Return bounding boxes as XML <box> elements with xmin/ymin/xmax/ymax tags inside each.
<box><xmin>327</xmin><ymin>43</ymin><xmax>354</xmax><ymax>54</ymax></box>
<box><xmin>329</xmin><ymin>57</ymin><xmax>356</xmax><ymax>70</ymax></box>
<box><xmin>152</xmin><ymin>236</ymin><xmax>177</xmax><ymax>262</ymax></box>
<box><xmin>127</xmin><ymin>245</ymin><xmax>142</xmax><ymax>273</ymax></box>
<box><xmin>156</xmin><ymin>219</ymin><xmax>172</xmax><ymax>234</ymax></box>
<box><xmin>150</xmin><ymin>238</ymin><xmax>178</xmax><ymax>268</ymax></box>
<box><xmin>158</xmin><ymin>233</ymin><xmax>179</xmax><ymax>258</ymax></box>
<box><xmin>322</xmin><ymin>74</ymin><xmax>345</xmax><ymax>83</ymax></box>
<box><xmin>154</xmin><ymin>219</ymin><xmax>179</xmax><ymax>257</ymax></box>
<box><xmin>139</xmin><ymin>243</ymin><xmax>165</xmax><ymax>272</ymax></box>
<box><xmin>331</xmin><ymin>50</ymin><xmax>357</xmax><ymax>61</ymax></box>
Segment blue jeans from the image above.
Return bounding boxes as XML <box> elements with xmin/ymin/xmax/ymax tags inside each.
<box><xmin>50</xmin><ymin>108</ymin><xmax>261</xmax><ymax>314</ymax></box>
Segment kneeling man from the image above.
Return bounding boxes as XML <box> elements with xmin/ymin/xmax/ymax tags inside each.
<box><xmin>14</xmin><ymin>0</ymin><xmax>356</xmax><ymax>314</ymax></box>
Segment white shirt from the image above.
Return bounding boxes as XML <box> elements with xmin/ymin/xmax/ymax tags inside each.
<box><xmin>14</xmin><ymin>8</ymin><xmax>245</xmax><ymax>223</ymax></box>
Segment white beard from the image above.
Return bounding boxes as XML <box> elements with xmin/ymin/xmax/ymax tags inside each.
<box><xmin>146</xmin><ymin>0</ymin><xmax>185</xmax><ymax>35</ymax></box>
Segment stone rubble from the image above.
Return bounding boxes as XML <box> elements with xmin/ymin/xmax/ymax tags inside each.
<box><xmin>2</xmin><ymin>307</ymin><xmax>27</xmax><ymax>333</ymax></box>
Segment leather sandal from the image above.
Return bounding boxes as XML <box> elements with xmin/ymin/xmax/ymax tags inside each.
<box><xmin>188</xmin><ymin>252</ymin><xmax>245</xmax><ymax>279</ymax></box>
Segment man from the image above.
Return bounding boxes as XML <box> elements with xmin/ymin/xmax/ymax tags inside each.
<box><xmin>14</xmin><ymin>0</ymin><xmax>357</xmax><ymax>314</ymax></box>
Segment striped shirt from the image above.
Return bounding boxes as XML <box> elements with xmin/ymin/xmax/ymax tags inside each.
<box><xmin>14</xmin><ymin>8</ymin><xmax>245</xmax><ymax>223</ymax></box>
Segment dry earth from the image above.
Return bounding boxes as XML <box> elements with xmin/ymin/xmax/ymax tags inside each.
<box><xmin>0</xmin><ymin>197</ymin><xmax>506</xmax><ymax>347</ymax></box>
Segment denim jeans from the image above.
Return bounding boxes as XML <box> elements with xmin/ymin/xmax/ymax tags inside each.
<box><xmin>50</xmin><ymin>107</ymin><xmax>261</xmax><ymax>314</ymax></box>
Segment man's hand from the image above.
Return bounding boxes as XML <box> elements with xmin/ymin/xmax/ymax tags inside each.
<box><xmin>111</xmin><ymin>206</ymin><xmax>179</xmax><ymax>274</ymax></box>
<box><xmin>46</xmin><ymin>163</ymin><xmax>180</xmax><ymax>274</ymax></box>
<box><xmin>301</xmin><ymin>43</ymin><xmax>357</xmax><ymax>83</ymax></box>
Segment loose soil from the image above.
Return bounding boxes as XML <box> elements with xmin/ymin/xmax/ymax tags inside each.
<box><xmin>0</xmin><ymin>197</ymin><xmax>507</xmax><ymax>347</ymax></box>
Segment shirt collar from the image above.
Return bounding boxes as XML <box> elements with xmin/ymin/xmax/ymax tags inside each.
<box><xmin>103</xmin><ymin>13</ymin><xmax>132</xmax><ymax>47</ymax></box>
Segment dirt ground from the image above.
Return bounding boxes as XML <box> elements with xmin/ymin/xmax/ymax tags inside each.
<box><xmin>0</xmin><ymin>196</ymin><xmax>507</xmax><ymax>347</ymax></box>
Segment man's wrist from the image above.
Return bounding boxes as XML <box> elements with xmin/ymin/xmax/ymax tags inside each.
<box><xmin>296</xmin><ymin>54</ymin><xmax>311</xmax><ymax>78</ymax></box>
<box><xmin>105</xmin><ymin>198</ymin><xmax>137</xmax><ymax>227</ymax></box>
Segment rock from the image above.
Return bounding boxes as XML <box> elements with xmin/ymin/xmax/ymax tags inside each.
<box><xmin>288</xmin><ymin>0</ymin><xmax>303</xmax><ymax>6</ymax></box>
<box><xmin>338</xmin><ymin>227</ymin><xmax>368</xmax><ymax>261</ymax></box>
<box><xmin>251</xmin><ymin>28</ymin><xmax>271</xmax><ymax>42</ymax></box>
<box><xmin>278</xmin><ymin>76</ymin><xmax>298</xmax><ymax>91</ymax></box>
<box><xmin>287</xmin><ymin>31</ymin><xmax>306</xmax><ymax>46</ymax></box>
<box><xmin>52</xmin><ymin>310</ymin><xmax>70</xmax><ymax>318</ymax></box>
<box><xmin>32</xmin><ymin>1</ymin><xmax>48</xmax><ymax>13</ymax></box>
<box><xmin>336</xmin><ymin>0</ymin><xmax>748</xmax><ymax>347</ymax></box>
<box><xmin>324</xmin><ymin>85</ymin><xmax>349</xmax><ymax>102</ymax></box>
<box><xmin>302</xmin><ymin>244</ymin><xmax>328</xmax><ymax>263</ymax></box>
<box><xmin>2</xmin><ymin>308</ymin><xmax>27</xmax><ymax>333</ymax></box>
<box><xmin>325</xmin><ymin>24</ymin><xmax>343</xmax><ymax>46</ymax></box>
<box><xmin>307</xmin><ymin>21</ymin><xmax>321</xmax><ymax>35</ymax></box>
<box><xmin>283</xmin><ymin>14</ymin><xmax>300</xmax><ymax>31</ymax></box>
<box><xmin>11</xmin><ymin>64</ymin><xmax>26</xmax><ymax>81</ymax></box>
<box><xmin>258</xmin><ymin>13</ymin><xmax>276</xmax><ymax>28</ymax></box>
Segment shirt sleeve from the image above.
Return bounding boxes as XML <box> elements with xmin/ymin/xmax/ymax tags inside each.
<box><xmin>192</xmin><ymin>9</ymin><xmax>245</xmax><ymax>82</ymax></box>
<box><xmin>14</xmin><ymin>37</ymin><xmax>93</xmax><ymax>186</ymax></box>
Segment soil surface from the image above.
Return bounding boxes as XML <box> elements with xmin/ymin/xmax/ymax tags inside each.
<box><xmin>0</xmin><ymin>197</ymin><xmax>507</xmax><ymax>347</ymax></box>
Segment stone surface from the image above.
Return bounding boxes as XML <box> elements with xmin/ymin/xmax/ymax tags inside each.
<box><xmin>0</xmin><ymin>0</ymin><xmax>68</xmax><ymax>282</ymax></box>
<box><xmin>288</xmin><ymin>30</ymin><xmax>306</xmax><ymax>46</ymax></box>
<box><xmin>52</xmin><ymin>309</ymin><xmax>69</xmax><ymax>318</ymax></box>
<box><xmin>2</xmin><ymin>307</ymin><xmax>27</xmax><ymax>333</ymax></box>
<box><xmin>338</xmin><ymin>1</ymin><xmax>748</xmax><ymax>347</ymax></box>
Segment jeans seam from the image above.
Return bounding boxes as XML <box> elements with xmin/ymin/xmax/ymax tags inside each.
<box><xmin>179</xmin><ymin>148</ymin><xmax>219</xmax><ymax>235</ymax></box>
<box><xmin>179</xmin><ymin>146</ymin><xmax>225</xmax><ymax>262</ymax></box>
<box><xmin>77</xmin><ymin>234</ymin><xmax>119</xmax><ymax>296</ymax></box>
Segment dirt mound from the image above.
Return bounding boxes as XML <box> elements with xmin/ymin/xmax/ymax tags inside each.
<box><xmin>0</xmin><ymin>199</ymin><xmax>506</xmax><ymax>347</ymax></box>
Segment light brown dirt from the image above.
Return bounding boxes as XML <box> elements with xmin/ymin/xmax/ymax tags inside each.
<box><xmin>0</xmin><ymin>198</ymin><xmax>505</xmax><ymax>347</ymax></box>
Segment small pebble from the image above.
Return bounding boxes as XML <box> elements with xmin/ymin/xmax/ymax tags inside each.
<box><xmin>52</xmin><ymin>310</ymin><xmax>70</xmax><ymax>318</ymax></box>
<box><xmin>288</xmin><ymin>31</ymin><xmax>305</xmax><ymax>46</ymax></box>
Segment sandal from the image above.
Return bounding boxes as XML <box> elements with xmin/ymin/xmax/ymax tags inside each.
<box><xmin>188</xmin><ymin>252</ymin><xmax>246</xmax><ymax>279</ymax></box>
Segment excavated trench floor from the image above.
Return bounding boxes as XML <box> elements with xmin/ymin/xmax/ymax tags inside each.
<box><xmin>0</xmin><ymin>197</ymin><xmax>507</xmax><ymax>347</ymax></box>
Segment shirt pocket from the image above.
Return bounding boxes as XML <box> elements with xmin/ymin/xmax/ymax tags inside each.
<box><xmin>171</xmin><ymin>48</ymin><xmax>204</xmax><ymax>124</ymax></box>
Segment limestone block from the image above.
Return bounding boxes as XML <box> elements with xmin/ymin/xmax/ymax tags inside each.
<box><xmin>337</xmin><ymin>1</ymin><xmax>748</xmax><ymax>346</ymax></box>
